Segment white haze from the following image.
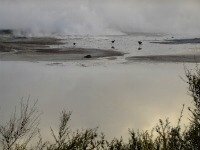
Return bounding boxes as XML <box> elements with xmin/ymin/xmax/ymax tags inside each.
<box><xmin>0</xmin><ymin>0</ymin><xmax>200</xmax><ymax>36</ymax></box>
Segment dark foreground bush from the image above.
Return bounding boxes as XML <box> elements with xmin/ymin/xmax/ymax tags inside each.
<box><xmin>1</xmin><ymin>67</ymin><xmax>200</xmax><ymax>150</ymax></box>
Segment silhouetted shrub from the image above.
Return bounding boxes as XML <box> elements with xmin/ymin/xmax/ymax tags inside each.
<box><xmin>1</xmin><ymin>66</ymin><xmax>200</xmax><ymax>149</ymax></box>
<box><xmin>0</xmin><ymin>98</ymin><xmax>40</xmax><ymax>150</ymax></box>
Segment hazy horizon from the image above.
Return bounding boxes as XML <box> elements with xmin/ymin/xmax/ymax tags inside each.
<box><xmin>0</xmin><ymin>0</ymin><xmax>200</xmax><ymax>36</ymax></box>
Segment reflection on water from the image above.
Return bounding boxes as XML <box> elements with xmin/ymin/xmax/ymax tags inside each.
<box><xmin>1</xmin><ymin>33</ymin><xmax>200</xmax><ymax>140</ymax></box>
<box><xmin>0</xmin><ymin>61</ymin><xmax>192</xmax><ymax>140</ymax></box>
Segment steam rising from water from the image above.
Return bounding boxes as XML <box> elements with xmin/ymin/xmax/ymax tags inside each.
<box><xmin>0</xmin><ymin>0</ymin><xmax>200</xmax><ymax>36</ymax></box>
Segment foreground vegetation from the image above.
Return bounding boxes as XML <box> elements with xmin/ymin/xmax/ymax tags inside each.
<box><xmin>1</xmin><ymin>67</ymin><xmax>200</xmax><ymax>150</ymax></box>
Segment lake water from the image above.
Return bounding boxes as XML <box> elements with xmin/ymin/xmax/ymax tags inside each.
<box><xmin>0</xmin><ymin>33</ymin><xmax>199</xmax><ymax>140</ymax></box>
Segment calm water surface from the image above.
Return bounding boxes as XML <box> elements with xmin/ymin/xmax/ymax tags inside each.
<box><xmin>0</xmin><ymin>34</ymin><xmax>199</xmax><ymax>140</ymax></box>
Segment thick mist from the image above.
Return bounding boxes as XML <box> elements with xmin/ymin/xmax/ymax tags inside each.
<box><xmin>0</xmin><ymin>0</ymin><xmax>200</xmax><ymax>36</ymax></box>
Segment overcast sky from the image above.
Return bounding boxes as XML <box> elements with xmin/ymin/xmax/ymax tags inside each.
<box><xmin>0</xmin><ymin>0</ymin><xmax>200</xmax><ymax>35</ymax></box>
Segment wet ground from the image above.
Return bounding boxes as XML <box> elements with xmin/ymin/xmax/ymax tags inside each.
<box><xmin>126</xmin><ymin>54</ymin><xmax>200</xmax><ymax>63</ymax></box>
<box><xmin>0</xmin><ymin>36</ymin><xmax>124</xmax><ymax>61</ymax></box>
<box><xmin>1</xmin><ymin>33</ymin><xmax>200</xmax><ymax>63</ymax></box>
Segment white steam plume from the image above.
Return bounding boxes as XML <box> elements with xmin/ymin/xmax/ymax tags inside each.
<box><xmin>0</xmin><ymin>0</ymin><xmax>200</xmax><ymax>36</ymax></box>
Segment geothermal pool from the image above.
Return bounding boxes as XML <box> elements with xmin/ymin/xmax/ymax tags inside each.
<box><xmin>0</xmin><ymin>33</ymin><xmax>199</xmax><ymax>140</ymax></box>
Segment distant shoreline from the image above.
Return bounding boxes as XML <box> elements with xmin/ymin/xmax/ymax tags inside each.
<box><xmin>0</xmin><ymin>36</ymin><xmax>124</xmax><ymax>61</ymax></box>
<box><xmin>126</xmin><ymin>54</ymin><xmax>200</xmax><ymax>63</ymax></box>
